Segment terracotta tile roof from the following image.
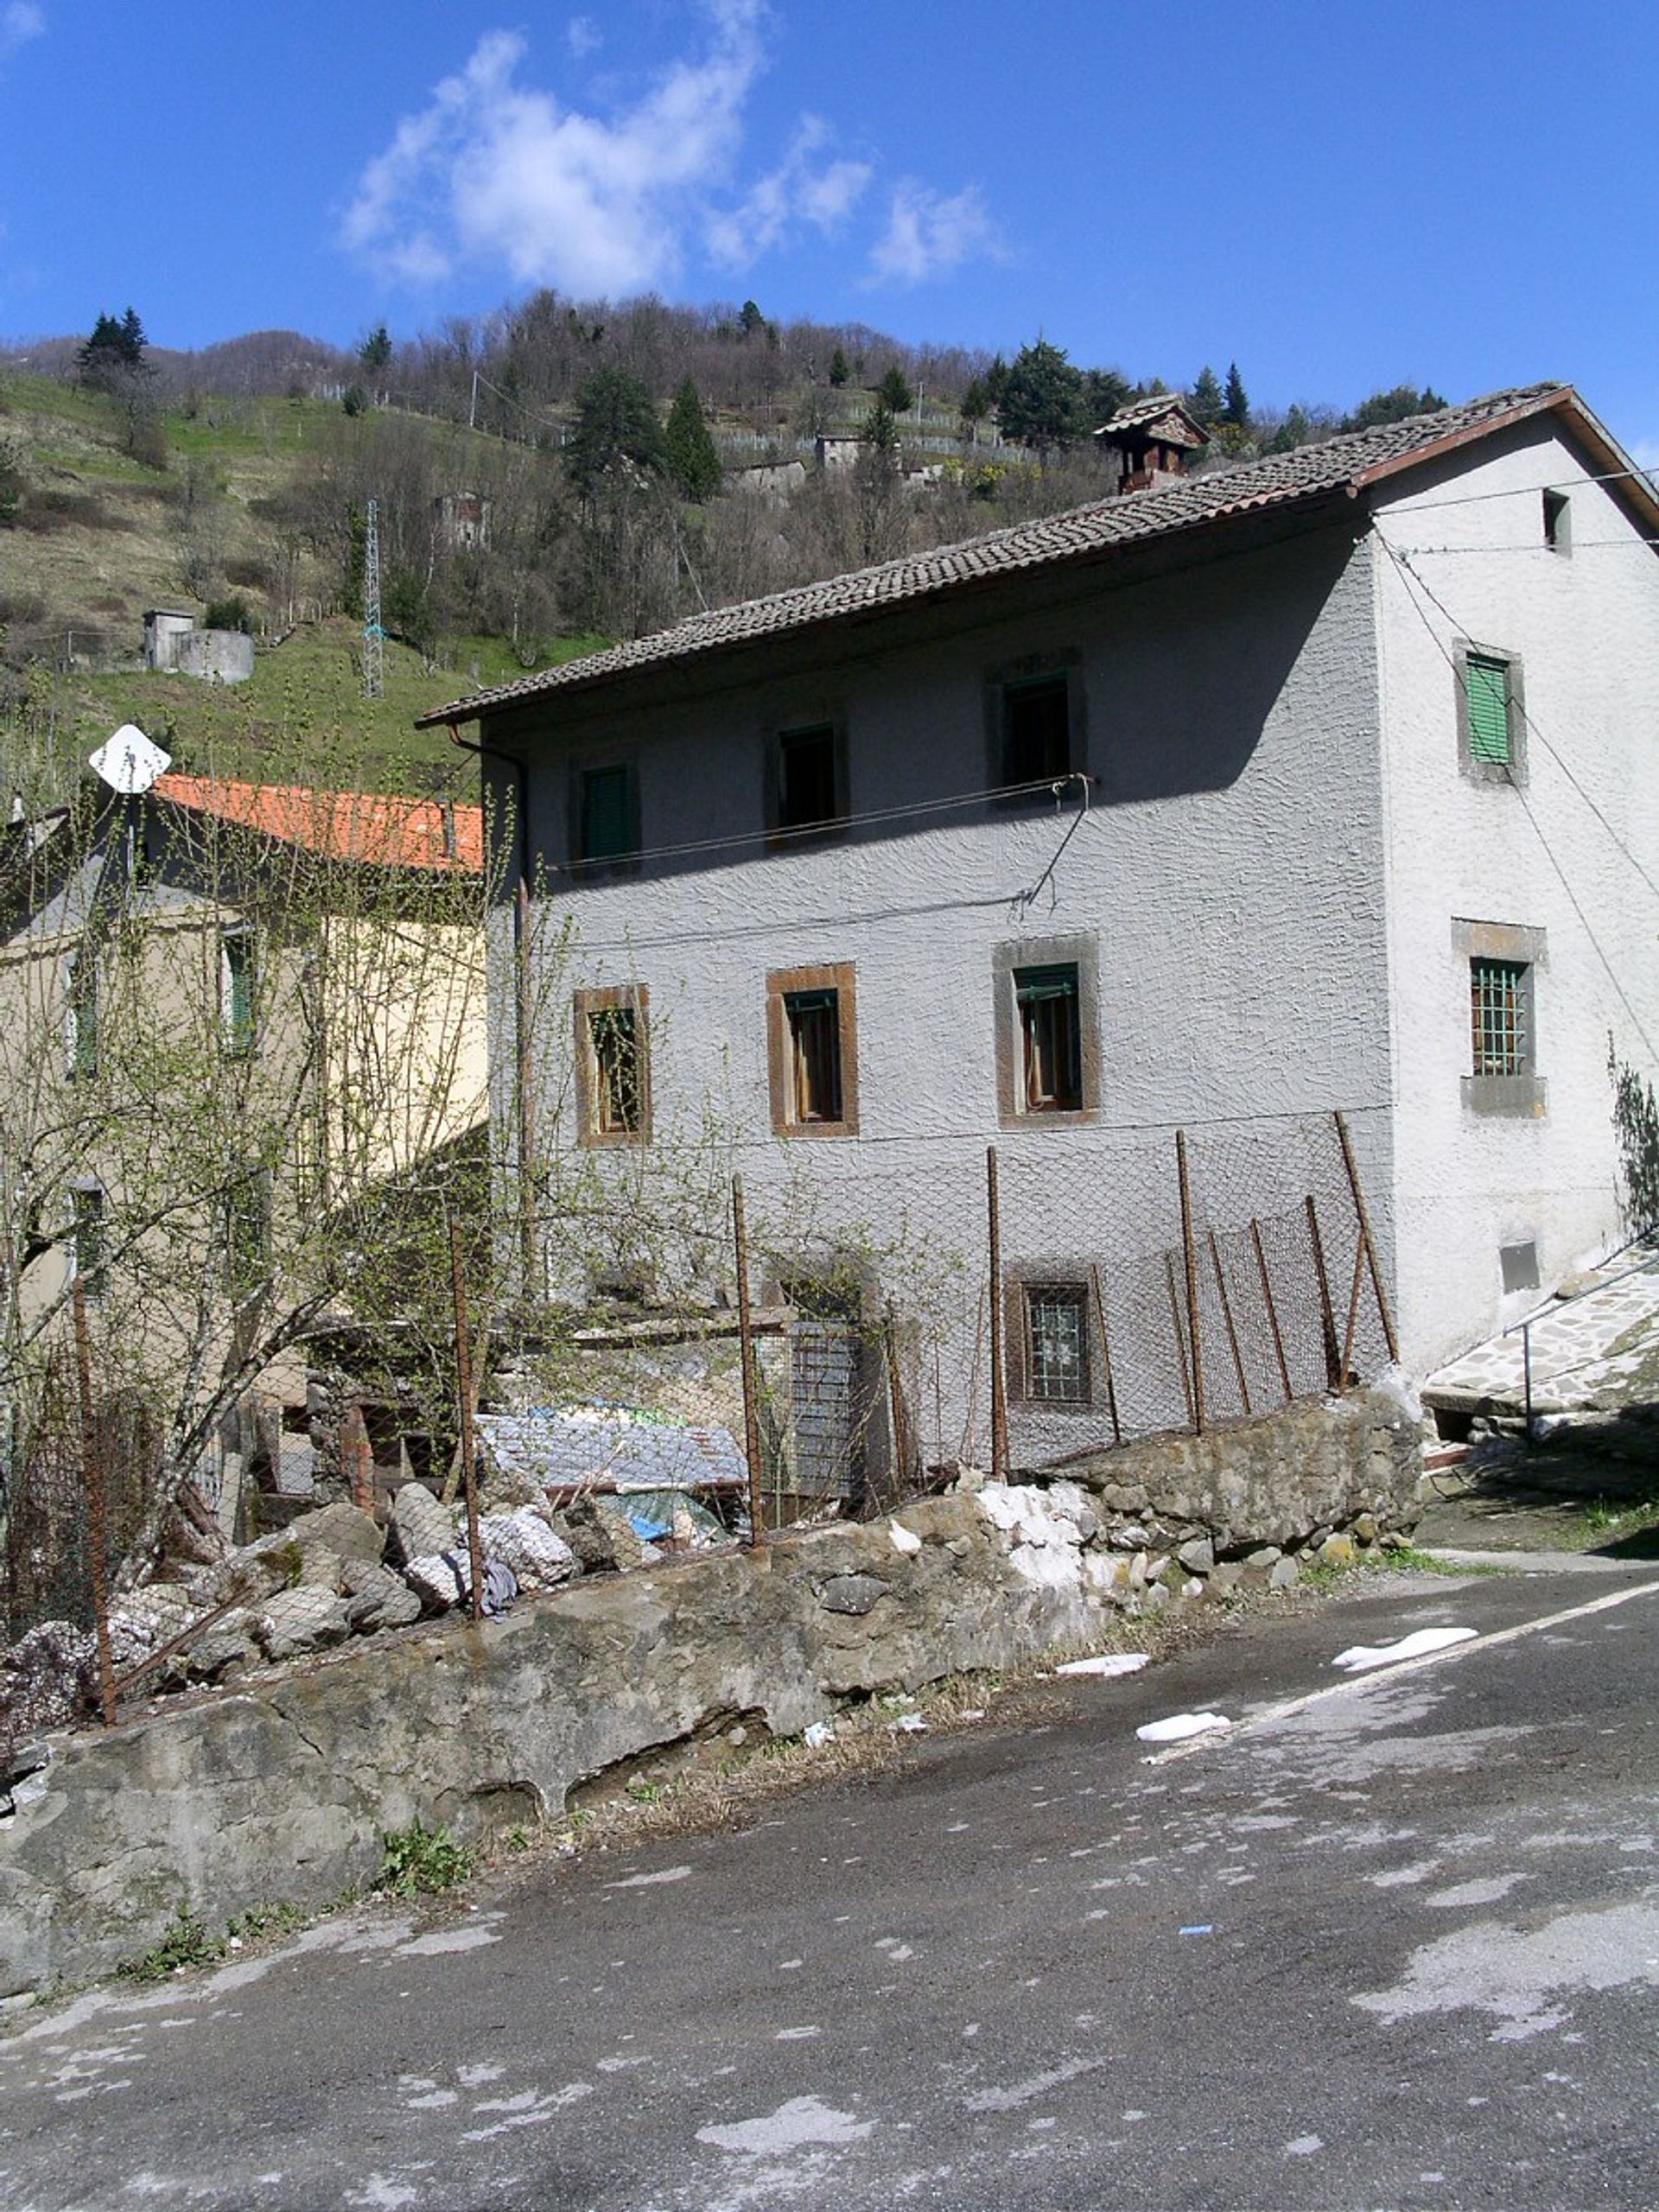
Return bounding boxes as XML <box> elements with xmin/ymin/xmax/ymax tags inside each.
<box><xmin>417</xmin><ymin>384</ymin><xmax>1624</xmax><ymax>729</ymax></box>
<box><xmin>152</xmin><ymin>775</ymin><xmax>483</xmax><ymax>871</ymax></box>
<box><xmin>1096</xmin><ymin>393</ymin><xmax>1209</xmax><ymax>442</ymax></box>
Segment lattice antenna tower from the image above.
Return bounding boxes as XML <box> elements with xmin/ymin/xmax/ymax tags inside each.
<box><xmin>362</xmin><ymin>496</ymin><xmax>385</xmax><ymax>701</ymax></box>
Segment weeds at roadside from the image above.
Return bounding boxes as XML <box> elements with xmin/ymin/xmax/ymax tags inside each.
<box><xmin>373</xmin><ymin>1817</ymin><xmax>472</xmax><ymax>1898</ymax></box>
<box><xmin>118</xmin><ymin>1910</ymin><xmax>224</xmax><ymax>1982</ymax></box>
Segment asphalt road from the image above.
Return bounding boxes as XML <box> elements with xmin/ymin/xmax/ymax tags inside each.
<box><xmin>3</xmin><ymin>1557</ymin><xmax>1658</xmax><ymax>2212</ymax></box>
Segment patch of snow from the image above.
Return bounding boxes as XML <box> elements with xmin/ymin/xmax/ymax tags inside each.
<box><xmin>1056</xmin><ymin>1653</ymin><xmax>1148</xmax><ymax>1679</ymax></box>
<box><xmin>888</xmin><ymin>1520</ymin><xmax>922</xmax><ymax>1554</ymax></box>
<box><xmin>696</xmin><ymin>2094</ymin><xmax>874</xmax><ymax>2155</ymax></box>
<box><xmin>1136</xmin><ymin>1712</ymin><xmax>1231</xmax><ymax>1744</ymax></box>
<box><xmin>606</xmin><ymin>1865</ymin><xmax>692</xmax><ymax>1889</ymax></box>
<box><xmin>1332</xmin><ymin>1627</ymin><xmax>1478</xmax><ymax>1672</ymax></box>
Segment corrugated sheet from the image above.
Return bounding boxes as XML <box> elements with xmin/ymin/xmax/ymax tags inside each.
<box><xmin>474</xmin><ymin>1408</ymin><xmax>748</xmax><ymax>1491</ymax></box>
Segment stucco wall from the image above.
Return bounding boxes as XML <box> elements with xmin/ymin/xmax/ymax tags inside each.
<box><xmin>1372</xmin><ymin>421</ymin><xmax>1659</xmax><ymax>1364</ymax></box>
<box><xmin>491</xmin><ymin>524</ymin><xmax>1396</xmax><ymax>1463</ymax></box>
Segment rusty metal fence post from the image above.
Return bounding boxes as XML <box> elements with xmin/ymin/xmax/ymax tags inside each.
<box><xmin>447</xmin><ymin>1209</ymin><xmax>485</xmax><ymax>1623</ymax></box>
<box><xmin>1088</xmin><ymin>1263</ymin><xmax>1122</xmax><ymax>1447</ymax></box>
<box><xmin>1334</xmin><ymin>1109</ymin><xmax>1401</xmax><ymax>1363</ymax></box>
<box><xmin>1305</xmin><ymin>1194</ymin><xmax>1343</xmax><ymax>1390</ymax></box>
<box><xmin>986</xmin><ymin>1146</ymin><xmax>1008</xmax><ymax>1481</ymax></box>
<box><xmin>731</xmin><ymin>1175</ymin><xmax>766</xmax><ymax>1547</ymax></box>
<box><xmin>1176</xmin><ymin>1129</ymin><xmax>1205</xmax><ymax>1433</ymax></box>
<box><xmin>71</xmin><ymin>1278</ymin><xmax>117</xmax><ymax>1726</ymax></box>
<box><xmin>1250</xmin><ymin>1218</ymin><xmax>1294</xmax><ymax>1404</ymax></box>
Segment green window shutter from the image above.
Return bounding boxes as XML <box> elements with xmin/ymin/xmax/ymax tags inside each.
<box><xmin>581</xmin><ymin>766</ymin><xmax>633</xmax><ymax>861</ymax></box>
<box><xmin>1465</xmin><ymin>656</ymin><xmax>1510</xmax><ymax>765</ymax></box>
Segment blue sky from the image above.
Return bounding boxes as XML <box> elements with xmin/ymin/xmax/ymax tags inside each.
<box><xmin>3</xmin><ymin>0</ymin><xmax>1656</xmax><ymax>454</ymax></box>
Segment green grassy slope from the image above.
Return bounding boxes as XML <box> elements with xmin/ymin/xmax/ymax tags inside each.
<box><xmin>1</xmin><ymin>371</ymin><xmax>604</xmax><ymax>796</ymax></box>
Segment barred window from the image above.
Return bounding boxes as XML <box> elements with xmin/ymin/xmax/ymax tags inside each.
<box><xmin>1470</xmin><ymin>957</ymin><xmax>1529</xmax><ymax>1077</ymax></box>
<box><xmin>1025</xmin><ymin>1283</ymin><xmax>1090</xmax><ymax>1403</ymax></box>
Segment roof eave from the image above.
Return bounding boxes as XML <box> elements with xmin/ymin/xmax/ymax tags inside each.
<box><xmin>1351</xmin><ymin>385</ymin><xmax>1659</xmax><ymax>539</ymax></box>
<box><xmin>416</xmin><ymin>480</ymin><xmax>1357</xmax><ymax>733</ymax></box>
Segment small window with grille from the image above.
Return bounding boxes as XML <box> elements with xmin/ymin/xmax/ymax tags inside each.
<box><xmin>220</xmin><ymin>929</ymin><xmax>257</xmax><ymax>1058</ymax></box>
<box><xmin>1025</xmin><ymin>1283</ymin><xmax>1090</xmax><ymax>1403</ymax></box>
<box><xmin>1470</xmin><ymin>957</ymin><xmax>1529</xmax><ymax>1077</ymax></box>
<box><xmin>1014</xmin><ymin>963</ymin><xmax>1082</xmax><ymax>1112</ymax></box>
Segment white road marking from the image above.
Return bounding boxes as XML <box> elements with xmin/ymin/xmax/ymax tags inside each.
<box><xmin>1146</xmin><ymin>1577</ymin><xmax>1659</xmax><ymax>1764</ymax></box>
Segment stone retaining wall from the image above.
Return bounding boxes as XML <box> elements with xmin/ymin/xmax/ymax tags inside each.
<box><xmin>0</xmin><ymin>1387</ymin><xmax>1420</xmax><ymax>1999</ymax></box>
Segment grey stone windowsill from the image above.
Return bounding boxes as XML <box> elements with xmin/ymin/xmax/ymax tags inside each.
<box><xmin>1462</xmin><ymin>1072</ymin><xmax>1548</xmax><ymax>1118</ymax></box>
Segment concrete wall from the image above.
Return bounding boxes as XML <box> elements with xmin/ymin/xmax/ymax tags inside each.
<box><xmin>0</xmin><ymin>1389</ymin><xmax>1420</xmax><ymax>1998</ymax></box>
<box><xmin>491</xmin><ymin>522</ymin><xmax>1397</xmax><ymax>1463</ymax></box>
<box><xmin>175</xmin><ymin>629</ymin><xmax>254</xmax><ymax>684</ymax></box>
<box><xmin>1372</xmin><ymin>420</ymin><xmax>1659</xmax><ymax>1364</ymax></box>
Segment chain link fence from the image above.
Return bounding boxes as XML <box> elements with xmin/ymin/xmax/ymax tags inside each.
<box><xmin>2</xmin><ymin>1107</ymin><xmax>1394</xmax><ymax>1748</ymax></box>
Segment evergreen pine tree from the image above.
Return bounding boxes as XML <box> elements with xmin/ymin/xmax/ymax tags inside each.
<box><xmin>877</xmin><ymin>364</ymin><xmax>913</xmax><ymax>414</ymax></box>
<box><xmin>664</xmin><ymin>376</ymin><xmax>722</xmax><ymax>501</ymax></box>
<box><xmin>565</xmin><ymin>366</ymin><xmax>665</xmax><ymax>498</ymax></box>
<box><xmin>1222</xmin><ymin>361</ymin><xmax>1249</xmax><ymax>429</ymax></box>
<box><xmin>995</xmin><ymin>340</ymin><xmax>1087</xmax><ymax>460</ymax></box>
<box><xmin>1190</xmin><ymin>365</ymin><xmax>1224</xmax><ymax>428</ymax></box>
<box><xmin>861</xmin><ymin>396</ymin><xmax>899</xmax><ymax>455</ymax></box>
<box><xmin>828</xmin><ymin>346</ymin><xmax>850</xmax><ymax>387</ymax></box>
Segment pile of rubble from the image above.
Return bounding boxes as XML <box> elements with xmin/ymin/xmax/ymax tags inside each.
<box><xmin>971</xmin><ymin>1471</ymin><xmax>1409</xmax><ymax>1608</ymax></box>
<box><xmin>1</xmin><ymin>1477</ymin><xmax>674</xmax><ymax>1735</ymax></box>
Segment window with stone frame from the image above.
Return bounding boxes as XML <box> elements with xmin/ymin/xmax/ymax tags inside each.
<box><xmin>1454</xmin><ymin>644</ymin><xmax>1527</xmax><ymax>785</ymax></box>
<box><xmin>575</xmin><ymin>985</ymin><xmax>651</xmax><ymax>1144</ymax></box>
<box><xmin>766</xmin><ymin>963</ymin><xmax>858</xmax><ymax>1137</ymax></box>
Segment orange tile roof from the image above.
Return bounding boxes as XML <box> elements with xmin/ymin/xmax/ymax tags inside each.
<box><xmin>152</xmin><ymin>775</ymin><xmax>483</xmax><ymax>872</ymax></box>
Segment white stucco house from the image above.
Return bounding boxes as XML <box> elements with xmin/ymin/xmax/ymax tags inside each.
<box><xmin>421</xmin><ymin>383</ymin><xmax>1659</xmax><ymax>1476</ymax></box>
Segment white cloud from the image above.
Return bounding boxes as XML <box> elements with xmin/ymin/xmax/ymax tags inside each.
<box><xmin>343</xmin><ymin>4</ymin><xmax>1000</xmax><ymax>299</ymax></box>
<box><xmin>704</xmin><ymin>116</ymin><xmax>870</xmax><ymax>268</ymax></box>
<box><xmin>343</xmin><ymin>4</ymin><xmax>769</xmax><ymax>296</ymax></box>
<box><xmin>868</xmin><ymin>179</ymin><xmax>998</xmax><ymax>287</ymax></box>
<box><xmin>1</xmin><ymin>4</ymin><xmax>44</xmax><ymax>54</ymax></box>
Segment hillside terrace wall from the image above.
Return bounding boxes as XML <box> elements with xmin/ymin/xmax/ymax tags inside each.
<box><xmin>0</xmin><ymin>1387</ymin><xmax>1419</xmax><ymax>1999</ymax></box>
